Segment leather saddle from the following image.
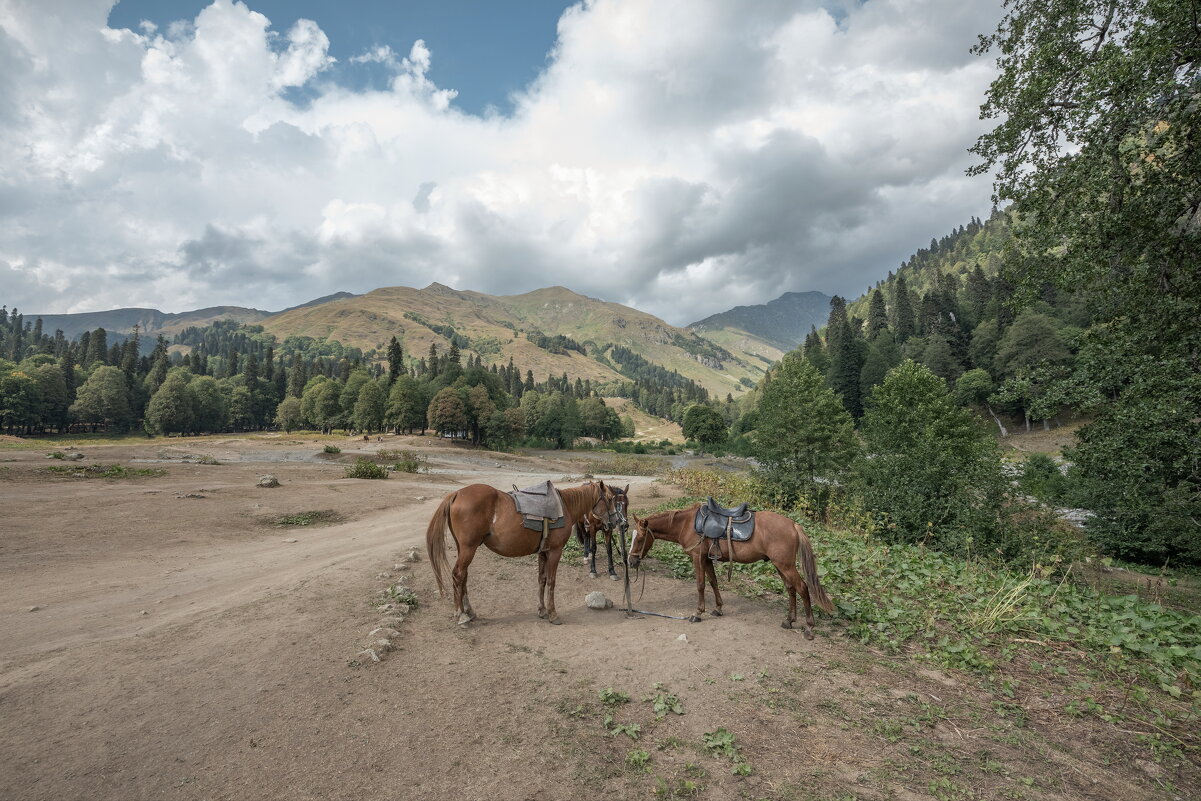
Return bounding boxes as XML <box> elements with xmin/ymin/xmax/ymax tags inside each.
<box><xmin>509</xmin><ymin>480</ymin><xmax>566</xmax><ymax>533</ymax></box>
<box><xmin>694</xmin><ymin>497</ymin><xmax>755</xmax><ymax>562</ymax></box>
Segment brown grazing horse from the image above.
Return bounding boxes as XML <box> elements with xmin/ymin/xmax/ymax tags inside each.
<box><xmin>427</xmin><ymin>481</ymin><xmax>614</xmax><ymax>625</ymax></box>
<box><xmin>629</xmin><ymin>506</ymin><xmax>834</xmax><ymax>639</ymax></box>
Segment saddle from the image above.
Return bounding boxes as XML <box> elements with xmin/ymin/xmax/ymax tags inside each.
<box><xmin>509</xmin><ymin>481</ymin><xmax>567</xmax><ymax>551</ymax></box>
<box><xmin>694</xmin><ymin>497</ymin><xmax>755</xmax><ymax>566</ymax></box>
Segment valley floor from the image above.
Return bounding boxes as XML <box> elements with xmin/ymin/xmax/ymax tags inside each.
<box><xmin>0</xmin><ymin>433</ymin><xmax>1193</xmax><ymax>800</ymax></box>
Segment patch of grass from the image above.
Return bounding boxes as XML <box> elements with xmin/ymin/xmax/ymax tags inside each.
<box><xmin>344</xmin><ymin>458</ymin><xmax>388</xmax><ymax>479</ymax></box>
<box><xmin>46</xmin><ymin>463</ymin><xmax>164</xmax><ymax>479</ymax></box>
<box><xmin>590</xmin><ymin>454</ymin><xmax>665</xmax><ymax>476</ymax></box>
<box><xmin>197</xmin><ymin>454</ymin><xmax>220</xmax><ymax>465</ymax></box>
<box><xmin>383</xmin><ymin>584</ymin><xmax>418</xmax><ymax>608</ymax></box>
<box><xmin>648</xmin><ymin>469</ymin><xmax>1201</xmax><ymax>758</ymax></box>
<box><xmin>625</xmin><ymin>749</ymin><xmax>652</xmax><ymax>771</ymax></box>
<box><xmin>47</xmin><ymin>451</ymin><xmax>65</xmax><ymax>459</ymax></box>
<box><xmin>271</xmin><ymin>510</ymin><xmax>344</xmax><ymax>527</ymax></box>
<box><xmin>323</xmin><ymin>444</ymin><xmax>341</xmax><ymax>454</ymax></box>
<box><xmin>386</xmin><ymin>450</ymin><xmax>426</xmax><ymax>473</ymax></box>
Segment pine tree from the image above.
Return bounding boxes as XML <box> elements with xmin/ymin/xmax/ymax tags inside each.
<box><xmin>387</xmin><ymin>337</ymin><xmax>403</xmax><ymax>385</ymax></box>
<box><xmin>891</xmin><ymin>276</ymin><xmax>915</xmax><ymax>342</ymax></box>
<box><xmin>865</xmin><ymin>289</ymin><xmax>888</xmax><ymax>339</ymax></box>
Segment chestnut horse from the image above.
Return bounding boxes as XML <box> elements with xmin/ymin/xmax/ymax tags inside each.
<box><xmin>628</xmin><ymin>506</ymin><xmax>834</xmax><ymax>639</ymax></box>
<box><xmin>427</xmin><ymin>481</ymin><xmax>614</xmax><ymax>625</ymax></box>
<box><xmin>579</xmin><ymin>484</ymin><xmax>629</xmax><ymax>580</ymax></box>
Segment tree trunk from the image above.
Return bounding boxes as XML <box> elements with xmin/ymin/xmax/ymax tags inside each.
<box><xmin>984</xmin><ymin>403</ymin><xmax>1008</xmax><ymax>437</ymax></box>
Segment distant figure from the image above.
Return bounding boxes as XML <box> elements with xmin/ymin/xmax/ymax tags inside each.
<box><xmin>363</xmin><ymin>435</ymin><xmax>370</xmax><ymax>443</ymax></box>
<box><xmin>377</xmin><ymin>436</ymin><xmax>383</xmax><ymax>442</ymax></box>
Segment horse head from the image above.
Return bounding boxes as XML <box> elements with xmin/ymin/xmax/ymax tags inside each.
<box><xmin>628</xmin><ymin>512</ymin><xmax>654</xmax><ymax>568</ymax></box>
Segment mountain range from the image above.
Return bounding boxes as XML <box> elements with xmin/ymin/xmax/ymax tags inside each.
<box><xmin>686</xmin><ymin>290</ymin><xmax>831</xmax><ymax>351</ymax></box>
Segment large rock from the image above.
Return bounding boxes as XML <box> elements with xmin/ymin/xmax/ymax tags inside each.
<box><xmin>257</xmin><ymin>475</ymin><xmax>280</xmax><ymax>488</ymax></box>
<box><xmin>585</xmin><ymin>591</ymin><xmax>613</xmax><ymax>610</ymax></box>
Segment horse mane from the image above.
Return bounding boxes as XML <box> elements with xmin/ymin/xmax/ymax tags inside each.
<box><xmin>557</xmin><ymin>482</ymin><xmax>600</xmax><ymax>518</ymax></box>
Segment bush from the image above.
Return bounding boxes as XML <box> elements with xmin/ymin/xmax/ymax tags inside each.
<box><xmin>390</xmin><ymin>450</ymin><xmax>426</xmax><ymax>474</ymax></box>
<box><xmin>856</xmin><ymin>361</ymin><xmax>1007</xmax><ymax>557</ymax></box>
<box><xmin>323</xmin><ymin>444</ymin><xmax>341</xmax><ymax>454</ymax></box>
<box><xmin>1017</xmin><ymin>453</ymin><xmax>1067</xmax><ymax>503</ymax></box>
<box><xmin>344</xmin><ymin>457</ymin><xmax>387</xmax><ymax>479</ymax></box>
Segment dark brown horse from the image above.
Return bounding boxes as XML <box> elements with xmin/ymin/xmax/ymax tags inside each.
<box><xmin>628</xmin><ymin>506</ymin><xmax>834</xmax><ymax>639</ymax></box>
<box><xmin>427</xmin><ymin>481</ymin><xmax>615</xmax><ymax>625</ymax></box>
<box><xmin>579</xmin><ymin>483</ymin><xmax>629</xmax><ymax>580</ymax></box>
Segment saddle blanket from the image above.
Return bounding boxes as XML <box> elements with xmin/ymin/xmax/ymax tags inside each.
<box><xmin>509</xmin><ymin>480</ymin><xmax>566</xmax><ymax>532</ymax></box>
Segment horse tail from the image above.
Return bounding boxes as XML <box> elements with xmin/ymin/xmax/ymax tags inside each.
<box><xmin>795</xmin><ymin>522</ymin><xmax>835</xmax><ymax>614</ymax></box>
<box><xmin>426</xmin><ymin>491</ymin><xmax>457</xmax><ymax>597</ymax></box>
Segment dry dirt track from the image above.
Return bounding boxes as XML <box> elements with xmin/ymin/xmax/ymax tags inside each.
<box><xmin>0</xmin><ymin>435</ymin><xmax>1190</xmax><ymax>801</ymax></box>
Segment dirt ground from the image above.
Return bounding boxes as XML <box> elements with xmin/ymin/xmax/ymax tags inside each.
<box><xmin>0</xmin><ymin>434</ymin><xmax>1192</xmax><ymax>801</ymax></box>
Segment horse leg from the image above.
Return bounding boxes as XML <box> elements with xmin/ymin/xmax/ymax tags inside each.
<box><xmin>452</xmin><ymin>542</ymin><xmax>480</xmax><ymax>626</ymax></box>
<box><xmin>780</xmin><ymin>562</ymin><xmax>815</xmax><ymax>640</ymax></box>
<box><xmin>585</xmin><ymin>528</ymin><xmax>599</xmax><ymax>579</ymax></box>
<box><xmin>544</xmin><ymin>547</ymin><xmax>564</xmax><ymax>625</ymax></box>
<box><xmin>605</xmin><ymin>531</ymin><xmax>619</xmax><ymax>580</ymax></box>
<box><xmin>537</xmin><ymin>551</ymin><xmax>549</xmax><ymax>618</ymax></box>
<box><xmin>703</xmin><ymin>558</ymin><xmax>724</xmax><ymax>616</ymax></box>
<box><xmin>688</xmin><ymin>553</ymin><xmax>707</xmax><ymax>623</ymax></box>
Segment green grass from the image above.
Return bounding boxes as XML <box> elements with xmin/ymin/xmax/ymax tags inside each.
<box><xmin>45</xmin><ymin>463</ymin><xmax>165</xmax><ymax>479</ymax></box>
<box><xmin>639</xmin><ymin>470</ymin><xmax>1201</xmax><ymax>753</ymax></box>
<box><xmin>344</xmin><ymin>457</ymin><xmax>387</xmax><ymax>479</ymax></box>
<box><xmin>270</xmin><ymin>510</ymin><xmax>344</xmax><ymax>527</ymax></box>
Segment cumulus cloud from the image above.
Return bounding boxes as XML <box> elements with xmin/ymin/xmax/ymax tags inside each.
<box><xmin>0</xmin><ymin>0</ymin><xmax>1003</xmax><ymax>323</ymax></box>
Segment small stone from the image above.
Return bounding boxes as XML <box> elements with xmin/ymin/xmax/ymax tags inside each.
<box><xmin>415</xmin><ymin>496</ymin><xmax>427</xmax><ymax>502</ymax></box>
<box><xmin>27</xmin><ymin>605</ymin><xmax>40</xmax><ymax>612</ymax></box>
<box><xmin>392</xmin><ymin>603</ymin><xmax>411</xmax><ymax>616</ymax></box>
<box><xmin>584</xmin><ymin>591</ymin><xmax>612</xmax><ymax>610</ymax></box>
<box><xmin>676</xmin><ymin>634</ymin><xmax>688</xmax><ymax>643</ymax></box>
<box><xmin>257</xmin><ymin>475</ymin><xmax>280</xmax><ymax>488</ymax></box>
<box><xmin>405</xmin><ymin>548</ymin><xmax>421</xmax><ymax>562</ymax></box>
<box><xmin>139</xmin><ymin>610</ymin><xmax>149</xmax><ymax>616</ymax></box>
<box><xmin>376</xmin><ymin>603</ymin><xmax>395</xmax><ymax>613</ymax></box>
<box><xmin>282</xmin><ymin>538</ymin><xmax>298</xmax><ymax>544</ymax></box>
<box><xmin>373</xmin><ymin>639</ymin><xmax>393</xmax><ymax>653</ymax></box>
<box><xmin>65</xmin><ymin>452</ymin><xmax>85</xmax><ymax>461</ymax></box>
<box><xmin>377</xmin><ymin>616</ymin><xmax>404</xmax><ymax>628</ymax></box>
<box><xmin>369</xmin><ymin>627</ymin><xmax>400</xmax><ymax>639</ymax></box>
<box><xmin>392</xmin><ymin>563</ymin><xmax>409</xmax><ymax>572</ymax></box>
<box><xmin>357</xmin><ymin>648</ymin><xmax>380</xmax><ymax>664</ymax></box>
<box><xmin>376</xmin><ymin>573</ymin><xmax>391</xmax><ymax>579</ymax></box>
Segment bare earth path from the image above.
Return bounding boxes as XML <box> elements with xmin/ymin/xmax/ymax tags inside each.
<box><xmin>0</xmin><ymin>435</ymin><xmax>1189</xmax><ymax>801</ymax></box>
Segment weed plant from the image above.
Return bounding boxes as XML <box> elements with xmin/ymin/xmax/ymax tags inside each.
<box><xmin>344</xmin><ymin>458</ymin><xmax>387</xmax><ymax>479</ymax></box>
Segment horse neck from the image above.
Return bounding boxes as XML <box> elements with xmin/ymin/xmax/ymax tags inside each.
<box><xmin>647</xmin><ymin>509</ymin><xmax>691</xmax><ymax>544</ymax></box>
<box><xmin>558</xmin><ymin>485</ymin><xmax>597</xmax><ymax>521</ymax></box>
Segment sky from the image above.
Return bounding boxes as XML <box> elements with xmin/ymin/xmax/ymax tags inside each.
<box><xmin>1</xmin><ymin>0</ymin><xmax>1004</xmax><ymax>326</ymax></box>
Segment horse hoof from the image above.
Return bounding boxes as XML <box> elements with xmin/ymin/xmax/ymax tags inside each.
<box><xmin>609</xmin><ymin>574</ymin><xmax>620</xmax><ymax>581</ymax></box>
<box><xmin>781</xmin><ymin>620</ymin><xmax>792</xmax><ymax>629</ymax></box>
<box><xmin>803</xmin><ymin>629</ymin><xmax>815</xmax><ymax>641</ymax></box>
<box><xmin>537</xmin><ymin>611</ymin><xmax>548</xmax><ymax>619</ymax></box>
<box><xmin>548</xmin><ymin>618</ymin><xmax>562</xmax><ymax>626</ymax></box>
<box><xmin>688</xmin><ymin>615</ymin><xmax>703</xmax><ymax>623</ymax></box>
<box><xmin>588</xmin><ymin>572</ymin><xmax>598</xmax><ymax>579</ymax></box>
<box><xmin>711</xmin><ymin>609</ymin><xmax>723</xmax><ymax>617</ymax></box>
<box><xmin>457</xmin><ymin>613</ymin><xmax>473</xmax><ymax>626</ymax></box>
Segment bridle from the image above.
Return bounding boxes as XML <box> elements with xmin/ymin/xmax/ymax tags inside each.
<box><xmin>587</xmin><ymin>483</ymin><xmax>627</xmax><ymax>536</ymax></box>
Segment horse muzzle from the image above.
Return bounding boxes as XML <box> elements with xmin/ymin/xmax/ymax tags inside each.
<box><xmin>628</xmin><ymin>554</ymin><xmax>641</xmax><ymax>569</ymax></box>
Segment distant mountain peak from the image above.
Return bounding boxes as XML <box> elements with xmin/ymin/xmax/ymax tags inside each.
<box><xmin>687</xmin><ymin>290</ymin><xmax>832</xmax><ymax>350</ymax></box>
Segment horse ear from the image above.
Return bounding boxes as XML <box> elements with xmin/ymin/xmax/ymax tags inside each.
<box><xmin>623</xmin><ymin>484</ymin><xmax>629</xmax><ymax>494</ymax></box>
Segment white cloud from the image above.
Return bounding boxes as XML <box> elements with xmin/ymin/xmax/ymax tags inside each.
<box><xmin>0</xmin><ymin>0</ymin><xmax>1003</xmax><ymax>324</ymax></box>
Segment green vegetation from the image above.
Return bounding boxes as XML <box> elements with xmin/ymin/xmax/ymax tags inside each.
<box><xmin>654</xmin><ymin>470</ymin><xmax>1199</xmax><ymax>740</ymax></box>
<box><xmin>271</xmin><ymin>510</ymin><xmax>344</xmax><ymax>527</ymax></box>
<box><xmin>343</xmin><ymin>458</ymin><xmax>388</xmax><ymax>479</ymax></box>
<box><xmin>45</xmin><ymin>463</ymin><xmax>164</xmax><ymax>479</ymax></box>
<box><xmin>322</xmin><ymin>444</ymin><xmax>341</xmax><ymax>454</ymax></box>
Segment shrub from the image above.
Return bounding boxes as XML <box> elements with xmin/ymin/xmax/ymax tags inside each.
<box><xmin>390</xmin><ymin>450</ymin><xmax>426</xmax><ymax>473</ymax></box>
<box><xmin>323</xmin><ymin>444</ymin><xmax>341</xmax><ymax>454</ymax></box>
<box><xmin>1017</xmin><ymin>453</ymin><xmax>1067</xmax><ymax>503</ymax></box>
<box><xmin>344</xmin><ymin>458</ymin><xmax>387</xmax><ymax>479</ymax></box>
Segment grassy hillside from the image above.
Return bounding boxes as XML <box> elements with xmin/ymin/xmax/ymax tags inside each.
<box><xmin>259</xmin><ymin>283</ymin><xmax>771</xmax><ymax>397</ymax></box>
